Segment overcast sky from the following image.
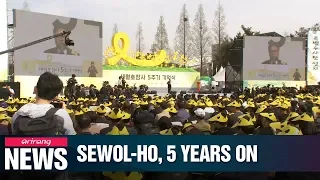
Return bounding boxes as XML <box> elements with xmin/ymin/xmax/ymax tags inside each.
<box><xmin>6</xmin><ymin>0</ymin><xmax>320</xmax><ymax>52</ymax></box>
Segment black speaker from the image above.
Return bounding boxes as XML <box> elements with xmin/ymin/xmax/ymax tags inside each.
<box><xmin>0</xmin><ymin>82</ymin><xmax>20</xmax><ymax>98</ymax></box>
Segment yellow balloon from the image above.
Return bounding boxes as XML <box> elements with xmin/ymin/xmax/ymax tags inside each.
<box><xmin>108</xmin><ymin>32</ymin><xmax>166</xmax><ymax>67</ymax></box>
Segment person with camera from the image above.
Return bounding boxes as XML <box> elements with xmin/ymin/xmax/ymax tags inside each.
<box><xmin>67</xmin><ymin>74</ymin><xmax>78</xmax><ymax>100</ymax></box>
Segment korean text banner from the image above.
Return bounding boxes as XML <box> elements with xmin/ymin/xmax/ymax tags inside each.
<box><xmin>103</xmin><ymin>69</ymin><xmax>200</xmax><ymax>88</ymax></box>
<box><xmin>243</xmin><ymin>80</ymin><xmax>306</xmax><ymax>89</ymax></box>
<box><xmin>2</xmin><ymin>136</ymin><xmax>320</xmax><ymax>172</ymax></box>
<box><xmin>243</xmin><ymin>36</ymin><xmax>305</xmax><ymax>81</ymax></box>
<box><xmin>13</xmin><ymin>10</ymin><xmax>103</xmax><ymax>77</ymax></box>
<box><xmin>307</xmin><ymin>31</ymin><xmax>320</xmax><ymax>85</ymax></box>
<box><xmin>0</xmin><ymin>1</ymin><xmax>8</xmax><ymax>81</ymax></box>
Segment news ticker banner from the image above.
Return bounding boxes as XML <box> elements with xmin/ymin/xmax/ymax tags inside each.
<box><xmin>243</xmin><ymin>36</ymin><xmax>305</xmax><ymax>81</ymax></box>
<box><xmin>13</xmin><ymin>9</ymin><xmax>103</xmax><ymax>77</ymax></box>
<box><xmin>307</xmin><ymin>30</ymin><xmax>320</xmax><ymax>85</ymax></box>
<box><xmin>1</xmin><ymin>136</ymin><xmax>320</xmax><ymax>172</ymax></box>
<box><xmin>243</xmin><ymin>80</ymin><xmax>306</xmax><ymax>89</ymax></box>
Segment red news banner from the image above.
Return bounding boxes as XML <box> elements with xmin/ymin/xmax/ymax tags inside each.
<box><xmin>4</xmin><ymin>137</ymin><xmax>69</xmax><ymax>170</ymax></box>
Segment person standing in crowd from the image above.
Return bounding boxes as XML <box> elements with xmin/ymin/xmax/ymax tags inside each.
<box><xmin>118</xmin><ymin>76</ymin><xmax>122</xmax><ymax>88</ymax></box>
<box><xmin>67</xmin><ymin>74</ymin><xmax>78</xmax><ymax>100</ymax></box>
<box><xmin>11</xmin><ymin>72</ymin><xmax>76</xmax><ymax>135</ymax></box>
<box><xmin>121</xmin><ymin>76</ymin><xmax>126</xmax><ymax>88</ymax></box>
<box><xmin>89</xmin><ymin>84</ymin><xmax>96</xmax><ymax>98</ymax></box>
<box><xmin>88</xmin><ymin>61</ymin><xmax>98</xmax><ymax>77</ymax></box>
<box><xmin>0</xmin><ymin>84</ymin><xmax>11</xmax><ymax>101</ymax></box>
<box><xmin>7</xmin><ymin>85</ymin><xmax>15</xmax><ymax>97</ymax></box>
<box><xmin>167</xmin><ymin>78</ymin><xmax>171</xmax><ymax>93</ymax></box>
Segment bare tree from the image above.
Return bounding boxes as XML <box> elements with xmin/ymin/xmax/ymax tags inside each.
<box><xmin>136</xmin><ymin>22</ymin><xmax>145</xmax><ymax>52</ymax></box>
<box><xmin>112</xmin><ymin>23</ymin><xmax>118</xmax><ymax>36</ymax></box>
<box><xmin>212</xmin><ymin>1</ymin><xmax>227</xmax><ymax>75</ymax></box>
<box><xmin>192</xmin><ymin>4</ymin><xmax>212</xmax><ymax>75</ymax></box>
<box><xmin>152</xmin><ymin>16</ymin><xmax>170</xmax><ymax>52</ymax></box>
<box><xmin>174</xmin><ymin>4</ymin><xmax>193</xmax><ymax>63</ymax></box>
<box><xmin>22</xmin><ymin>0</ymin><xmax>30</xmax><ymax>11</ymax></box>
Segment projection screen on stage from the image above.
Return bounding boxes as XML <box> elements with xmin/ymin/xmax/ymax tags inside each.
<box><xmin>243</xmin><ymin>36</ymin><xmax>305</xmax><ymax>81</ymax></box>
<box><xmin>13</xmin><ymin>9</ymin><xmax>103</xmax><ymax>77</ymax></box>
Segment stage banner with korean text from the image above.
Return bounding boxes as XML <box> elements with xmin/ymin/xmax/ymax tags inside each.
<box><xmin>307</xmin><ymin>31</ymin><xmax>320</xmax><ymax>85</ymax></box>
<box><xmin>1</xmin><ymin>136</ymin><xmax>320</xmax><ymax>172</ymax></box>
<box><xmin>15</xmin><ymin>68</ymin><xmax>200</xmax><ymax>98</ymax></box>
<box><xmin>103</xmin><ymin>69</ymin><xmax>200</xmax><ymax>88</ymax></box>
<box><xmin>243</xmin><ymin>80</ymin><xmax>306</xmax><ymax>89</ymax></box>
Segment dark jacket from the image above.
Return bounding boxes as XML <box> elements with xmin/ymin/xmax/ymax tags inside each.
<box><xmin>44</xmin><ymin>47</ymin><xmax>79</xmax><ymax>56</ymax></box>
<box><xmin>261</xmin><ymin>59</ymin><xmax>286</xmax><ymax>65</ymax></box>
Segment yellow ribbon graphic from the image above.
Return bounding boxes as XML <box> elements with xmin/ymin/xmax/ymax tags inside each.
<box><xmin>108</xmin><ymin>32</ymin><xmax>167</xmax><ymax>66</ymax></box>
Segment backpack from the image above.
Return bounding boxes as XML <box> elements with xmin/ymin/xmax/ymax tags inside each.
<box><xmin>14</xmin><ymin>108</ymin><xmax>63</xmax><ymax>135</ymax></box>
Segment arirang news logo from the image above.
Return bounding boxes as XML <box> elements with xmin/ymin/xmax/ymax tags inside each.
<box><xmin>4</xmin><ymin>137</ymin><xmax>68</xmax><ymax>170</ymax></box>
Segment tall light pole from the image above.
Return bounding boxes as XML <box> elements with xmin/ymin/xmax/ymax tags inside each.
<box><xmin>200</xmin><ymin>25</ymin><xmax>203</xmax><ymax>76</ymax></box>
<box><xmin>183</xmin><ymin>17</ymin><xmax>188</xmax><ymax>67</ymax></box>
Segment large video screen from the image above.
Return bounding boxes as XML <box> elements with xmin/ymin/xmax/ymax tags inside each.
<box><xmin>13</xmin><ymin>10</ymin><xmax>103</xmax><ymax>77</ymax></box>
<box><xmin>243</xmin><ymin>36</ymin><xmax>305</xmax><ymax>81</ymax></box>
<box><xmin>307</xmin><ymin>31</ymin><xmax>320</xmax><ymax>85</ymax></box>
<box><xmin>0</xmin><ymin>1</ymin><xmax>8</xmax><ymax>81</ymax></box>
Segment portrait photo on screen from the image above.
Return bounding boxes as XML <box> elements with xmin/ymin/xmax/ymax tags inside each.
<box><xmin>43</xmin><ymin>18</ymin><xmax>79</xmax><ymax>56</ymax></box>
<box><xmin>243</xmin><ymin>36</ymin><xmax>305</xmax><ymax>81</ymax></box>
<box><xmin>13</xmin><ymin>10</ymin><xmax>103</xmax><ymax>77</ymax></box>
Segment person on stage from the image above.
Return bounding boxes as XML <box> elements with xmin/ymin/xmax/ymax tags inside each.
<box><xmin>167</xmin><ymin>78</ymin><xmax>171</xmax><ymax>93</ymax></box>
<box><xmin>67</xmin><ymin>74</ymin><xmax>78</xmax><ymax>99</ymax></box>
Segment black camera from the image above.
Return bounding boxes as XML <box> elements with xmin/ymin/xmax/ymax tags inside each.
<box><xmin>65</xmin><ymin>37</ymin><xmax>74</xmax><ymax>46</ymax></box>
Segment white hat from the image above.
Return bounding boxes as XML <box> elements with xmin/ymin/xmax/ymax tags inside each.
<box><xmin>194</xmin><ymin>108</ymin><xmax>205</xmax><ymax>118</ymax></box>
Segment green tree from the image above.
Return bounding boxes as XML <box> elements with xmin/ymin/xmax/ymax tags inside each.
<box><xmin>292</xmin><ymin>23</ymin><xmax>320</xmax><ymax>37</ymax></box>
<box><xmin>226</xmin><ymin>25</ymin><xmax>260</xmax><ymax>72</ymax></box>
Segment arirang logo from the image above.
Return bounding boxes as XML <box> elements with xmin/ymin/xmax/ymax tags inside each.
<box><xmin>4</xmin><ymin>137</ymin><xmax>68</xmax><ymax>170</ymax></box>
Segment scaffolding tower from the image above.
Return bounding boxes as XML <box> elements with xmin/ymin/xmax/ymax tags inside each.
<box><xmin>7</xmin><ymin>4</ymin><xmax>14</xmax><ymax>82</ymax></box>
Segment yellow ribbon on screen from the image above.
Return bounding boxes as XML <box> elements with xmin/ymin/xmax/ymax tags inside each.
<box><xmin>107</xmin><ymin>32</ymin><xmax>167</xmax><ymax>67</ymax></box>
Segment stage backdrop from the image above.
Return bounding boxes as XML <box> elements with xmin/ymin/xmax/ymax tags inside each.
<box><xmin>307</xmin><ymin>30</ymin><xmax>320</xmax><ymax>85</ymax></box>
<box><xmin>0</xmin><ymin>1</ymin><xmax>8</xmax><ymax>81</ymax></box>
<box><xmin>243</xmin><ymin>36</ymin><xmax>305</xmax><ymax>81</ymax></box>
<box><xmin>16</xmin><ymin>69</ymin><xmax>200</xmax><ymax>98</ymax></box>
<box><xmin>13</xmin><ymin>10</ymin><xmax>103</xmax><ymax>77</ymax></box>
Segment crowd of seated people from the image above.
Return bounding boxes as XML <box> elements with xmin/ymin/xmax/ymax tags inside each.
<box><xmin>1</xmin><ymin>71</ymin><xmax>320</xmax><ymax>180</ymax></box>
